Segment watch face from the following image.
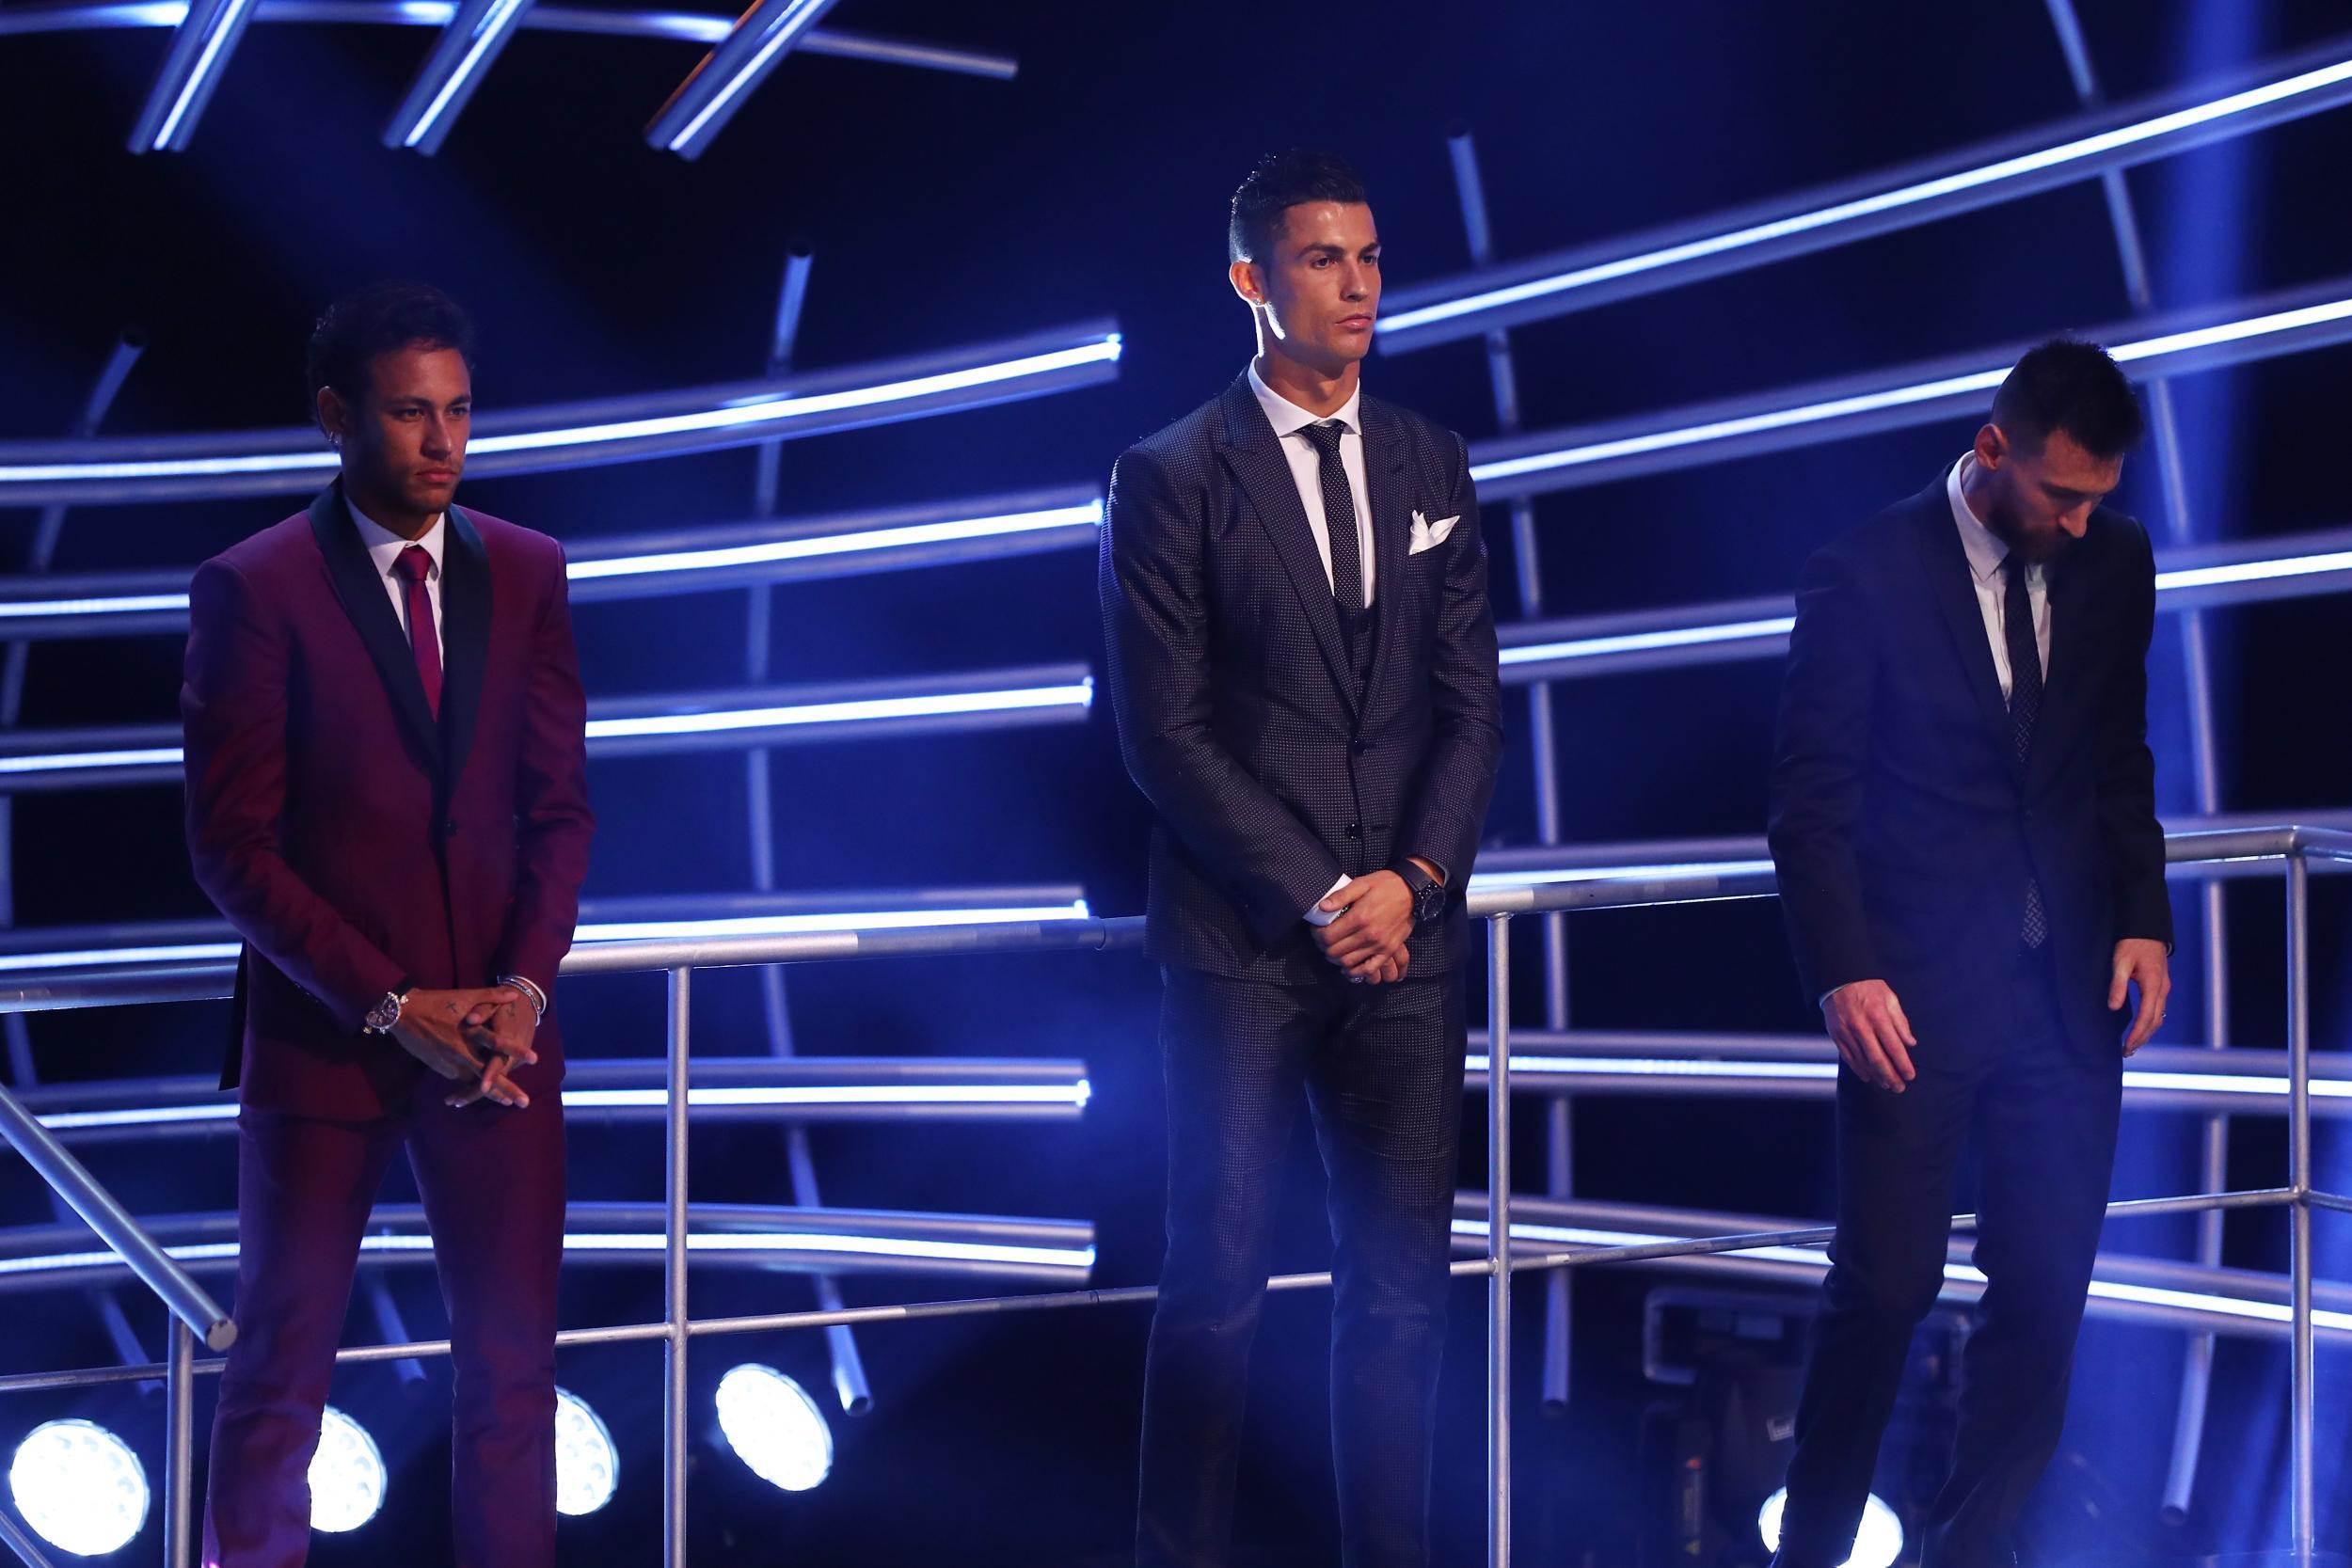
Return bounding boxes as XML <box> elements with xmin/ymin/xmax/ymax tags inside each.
<box><xmin>1417</xmin><ymin>883</ymin><xmax>1446</xmax><ymax>922</ymax></box>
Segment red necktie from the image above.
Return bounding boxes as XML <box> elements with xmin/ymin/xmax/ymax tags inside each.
<box><xmin>393</xmin><ymin>545</ymin><xmax>443</xmax><ymax>717</ymax></box>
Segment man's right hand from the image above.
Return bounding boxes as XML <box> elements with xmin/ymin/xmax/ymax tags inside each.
<box><xmin>1822</xmin><ymin>978</ymin><xmax>1916</xmax><ymax>1093</ymax></box>
<box><xmin>389</xmin><ymin>985</ymin><xmax>520</xmax><ymax>1086</ymax></box>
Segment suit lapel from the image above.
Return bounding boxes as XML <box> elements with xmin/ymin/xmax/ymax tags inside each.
<box><xmin>1216</xmin><ymin>377</ymin><xmax>1361</xmax><ymax>718</ymax></box>
<box><xmin>1909</xmin><ymin>474</ymin><xmax>2021</xmax><ymax>785</ymax></box>
<box><xmin>1358</xmin><ymin>396</ymin><xmax>1413</xmax><ymax>705</ymax></box>
<box><xmin>437</xmin><ymin>505</ymin><xmax>492</xmax><ymax>796</ymax></box>
<box><xmin>307</xmin><ymin>483</ymin><xmax>443</xmax><ymax>768</ymax></box>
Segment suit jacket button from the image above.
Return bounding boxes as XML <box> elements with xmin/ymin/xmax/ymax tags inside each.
<box><xmin>1351</xmin><ymin>739</ymin><xmax>1371</xmax><ymax>755</ymax></box>
<box><xmin>1344</xmin><ymin>823</ymin><xmax>1362</xmax><ymax>839</ymax></box>
<box><xmin>445</xmin><ymin>819</ymin><xmax>460</xmax><ymax>837</ymax></box>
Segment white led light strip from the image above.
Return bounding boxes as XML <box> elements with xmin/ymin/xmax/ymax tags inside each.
<box><xmin>0</xmin><ymin>1231</ymin><xmax>1097</xmax><ymax>1276</ymax></box>
<box><xmin>1384</xmin><ymin>55</ymin><xmax>2352</xmax><ymax>335</ymax></box>
<box><xmin>0</xmin><ymin>337</ymin><xmax>1120</xmax><ymax>486</ymax></box>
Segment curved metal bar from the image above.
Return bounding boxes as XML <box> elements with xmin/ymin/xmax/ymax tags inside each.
<box><xmin>0</xmin><ymin>321</ymin><xmax>1120</xmax><ymax>505</ymax></box>
<box><xmin>0</xmin><ymin>662</ymin><xmax>1097</xmax><ymax>792</ymax></box>
<box><xmin>1465</xmin><ymin>277</ymin><xmax>2352</xmax><ymax>502</ymax></box>
<box><xmin>1377</xmin><ymin>34</ymin><xmax>2352</xmax><ymax>350</ymax></box>
<box><xmin>1492</xmin><ymin>526</ymin><xmax>2352</xmax><ymax>683</ymax></box>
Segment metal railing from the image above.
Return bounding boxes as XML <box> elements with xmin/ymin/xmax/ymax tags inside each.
<box><xmin>0</xmin><ymin>826</ymin><xmax>2344</xmax><ymax>1565</ymax></box>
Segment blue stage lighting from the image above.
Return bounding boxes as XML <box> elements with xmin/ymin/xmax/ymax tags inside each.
<box><xmin>553</xmin><ymin>1388</ymin><xmax>617</xmax><ymax>1516</ymax></box>
<box><xmin>1757</xmin><ymin>1488</ymin><xmax>1902</xmax><ymax>1568</ymax></box>
<box><xmin>564</xmin><ymin>498</ymin><xmax>1104</xmax><ymax>586</ymax></box>
<box><xmin>1499</xmin><ymin>616</ymin><xmax>1796</xmax><ymax>668</ymax></box>
<box><xmin>126</xmin><ymin>0</ymin><xmax>259</xmax><ymax>151</ymax></box>
<box><xmin>1377</xmin><ymin>46</ymin><xmax>2352</xmax><ymax>348</ymax></box>
<box><xmin>382</xmin><ymin>0</ymin><xmax>536</xmax><ymax>152</ymax></box>
<box><xmin>715</xmin><ymin>1365</ymin><xmax>833</xmax><ymax>1492</ymax></box>
<box><xmin>582</xmin><ymin>680</ymin><xmax>1093</xmax><ymax>742</ymax></box>
<box><xmin>8</xmin><ymin>1418</ymin><xmax>149</xmax><ymax>1556</ymax></box>
<box><xmin>306</xmin><ymin>1405</ymin><xmax>386</xmax><ymax>1532</ymax></box>
<box><xmin>644</xmin><ymin>0</ymin><xmax>841</xmax><ymax>158</ymax></box>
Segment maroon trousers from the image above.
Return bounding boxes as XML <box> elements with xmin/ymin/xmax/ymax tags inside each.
<box><xmin>201</xmin><ymin>1072</ymin><xmax>565</xmax><ymax>1568</ymax></box>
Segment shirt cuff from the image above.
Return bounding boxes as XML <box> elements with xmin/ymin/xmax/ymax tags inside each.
<box><xmin>1303</xmin><ymin>874</ymin><xmax>1353</xmax><ymax>927</ymax></box>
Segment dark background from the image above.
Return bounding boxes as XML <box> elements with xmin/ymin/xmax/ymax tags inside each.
<box><xmin>3</xmin><ymin>1</ymin><xmax>2349</xmax><ymax>1561</ymax></box>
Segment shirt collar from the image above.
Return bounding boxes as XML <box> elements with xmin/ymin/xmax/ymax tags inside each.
<box><xmin>347</xmin><ymin>494</ymin><xmax>446</xmax><ymax>582</ymax></box>
<box><xmin>1247</xmin><ymin>360</ymin><xmax>1362</xmax><ymax>440</ymax></box>
<box><xmin>1947</xmin><ymin>452</ymin><xmax>2028</xmax><ymax>585</ymax></box>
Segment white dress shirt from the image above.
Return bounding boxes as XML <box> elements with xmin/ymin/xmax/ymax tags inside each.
<box><xmin>1248</xmin><ymin>360</ymin><xmax>1376</xmax><ymax>606</ymax></box>
<box><xmin>348</xmin><ymin>497</ymin><xmax>446</xmax><ymax>664</ymax></box>
<box><xmin>1243</xmin><ymin>364</ymin><xmax>1391</xmax><ymax>926</ymax></box>
<box><xmin>1947</xmin><ymin>453</ymin><xmax>2050</xmax><ymax>698</ymax></box>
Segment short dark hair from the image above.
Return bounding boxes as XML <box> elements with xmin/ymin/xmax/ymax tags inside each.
<box><xmin>306</xmin><ymin>281</ymin><xmax>475</xmax><ymax>424</ymax></box>
<box><xmin>1230</xmin><ymin>150</ymin><xmax>1368</xmax><ymax>264</ymax></box>
<box><xmin>1990</xmin><ymin>338</ymin><xmax>2145</xmax><ymax>459</ymax></box>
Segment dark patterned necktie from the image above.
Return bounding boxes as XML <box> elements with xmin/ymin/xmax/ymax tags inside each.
<box><xmin>1302</xmin><ymin>420</ymin><xmax>1365</xmax><ymax>621</ymax></box>
<box><xmin>2002</xmin><ymin>555</ymin><xmax>2047</xmax><ymax>948</ymax></box>
<box><xmin>394</xmin><ymin>545</ymin><xmax>443</xmax><ymax>718</ymax></box>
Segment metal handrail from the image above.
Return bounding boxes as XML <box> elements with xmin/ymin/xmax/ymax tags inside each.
<box><xmin>0</xmin><ymin>825</ymin><xmax>2344</xmax><ymax>1566</ymax></box>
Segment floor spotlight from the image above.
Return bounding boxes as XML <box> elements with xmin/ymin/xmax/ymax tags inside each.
<box><xmin>554</xmin><ymin>1388</ymin><xmax>618</xmax><ymax>1515</ymax></box>
<box><xmin>715</xmin><ymin>1364</ymin><xmax>833</xmax><ymax>1492</ymax></box>
<box><xmin>307</xmin><ymin>1405</ymin><xmax>386</xmax><ymax>1533</ymax></box>
<box><xmin>1756</xmin><ymin>1488</ymin><xmax>1904</xmax><ymax>1568</ymax></box>
<box><xmin>8</xmin><ymin>1418</ymin><xmax>149</xmax><ymax>1556</ymax></box>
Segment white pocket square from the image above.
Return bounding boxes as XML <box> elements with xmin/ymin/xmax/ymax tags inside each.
<box><xmin>1407</xmin><ymin>510</ymin><xmax>1460</xmax><ymax>554</ymax></box>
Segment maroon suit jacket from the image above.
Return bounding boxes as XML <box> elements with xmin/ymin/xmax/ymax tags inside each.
<box><xmin>182</xmin><ymin>483</ymin><xmax>595</xmax><ymax>1119</ymax></box>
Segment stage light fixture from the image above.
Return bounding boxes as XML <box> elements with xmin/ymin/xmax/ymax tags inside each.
<box><xmin>8</xmin><ymin>1418</ymin><xmax>149</xmax><ymax>1556</ymax></box>
<box><xmin>127</xmin><ymin>0</ymin><xmax>259</xmax><ymax>151</ymax></box>
<box><xmin>553</xmin><ymin>1388</ymin><xmax>617</xmax><ymax>1516</ymax></box>
<box><xmin>306</xmin><ymin>1405</ymin><xmax>386</xmax><ymax>1532</ymax></box>
<box><xmin>715</xmin><ymin>1365</ymin><xmax>833</xmax><ymax>1492</ymax></box>
<box><xmin>565</xmin><ymin>498</ymin><xmax>1104</xmax><ymax>585</ymax></box>
<box><xmin>1756</xmin><ymin>1488</ymin><xmax>1904</xmax><ymax>1568</ymax></box>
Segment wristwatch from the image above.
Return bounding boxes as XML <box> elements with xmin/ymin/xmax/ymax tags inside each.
<box><xmin>1392</xmin><ymin>860</ymin><xmax>1447</xmax><ymax>926</ymax></box>
<box><xmin>363</xmin><ymin>978</ymin><xmax>416</xmax><ymax>1036</ymax></box>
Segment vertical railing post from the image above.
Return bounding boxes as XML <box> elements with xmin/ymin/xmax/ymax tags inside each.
<box><xmin>1486</xmin><ymin>912</ymin><xmax>1513</xmax><ymax>1568</ymax></box>
<box><xmin>2284</xmin><ymin>853</ymin><xmax>2312</xmax><ymax>1564</ymax></box>
<box><xmin>663</xmin><ymin>966</ymin><xmax>691</xmax><ymax>1568</ymax></box>
<box><xmin>163</xmin><ymin>1318</ymin><xmax>193</xmax><ymax>1568</ymax></box>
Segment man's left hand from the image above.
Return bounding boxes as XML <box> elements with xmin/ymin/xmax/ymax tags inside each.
<box><xmin>448</xmin><ymin>996</ymin><xmax>539</xmax><ymax>1109</ymax></box>
<box><xmin>2109</xmin><ymin>937</ymin><xmax>2171</xmax><ymax>1055</ymax></box>
<box><xmin>1314</xmin><ymin>870</ymin><xmax>1415</xmax><ymax>982</ymax></box>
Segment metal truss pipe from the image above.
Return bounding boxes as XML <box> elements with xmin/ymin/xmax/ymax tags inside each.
<box><xmin>0</xmin><ymin>321</ymin><xmax>1120</xmax><ymax>506</ymax></box>
<box><xmin>0</xmin><ymin>0</ymin><xmax>1022</xmax><ymax>80</ymax></box>
<box><xmin>1377</xmin><ymin>33</ymin><xmax>2352</xmax><ymax>349</ymax></box>
<box><xmin>1464</xmin><ymin>277</ymin><xmax>2352</xmax><ymax>502</ymax></box>
<box><xmin>0</xmin><ymin>662</ymin><xmax>1097</xmax><ymax>793</ymax></box>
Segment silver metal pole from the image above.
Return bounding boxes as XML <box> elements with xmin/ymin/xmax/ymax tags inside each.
<box><xmin>663</xmin><ymin>966</ymin><xmax>691</xmax><ymax>1568</ymax></box>
<box><xmin>2037</xmin><ymin>0</ymin><xmax>2233</xmax><ymax>1517</ymax></box>
<box><xmin>2284</xmin><ymin>854</ymin><xmax>2312</xmax><ymax>1563</ymax></box>
<box><xmin>163</xmin><ymin>1318</ymin><xmax>193</xmax><ymax>1568</ymax></box>
<box><xmin>1446</xmin><ymin>122</ymin><xmax>1576</xmax><ymax>1413</ymax></box>
<box><xmin>0</xmin><ymin>1503</ymin><xmax>57</xmax><ymax>1568</ymax></box>
<box><xmin>1486</xmin><ymin>913</ymin><xmax>1513</xmax><ymax>1568</ymax></box>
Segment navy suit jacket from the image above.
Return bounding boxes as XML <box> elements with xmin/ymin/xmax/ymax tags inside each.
<box><xmin>1767</xmin><ymin>469</ymin><xmax>2171</xmax><ymax>1056</ymax></box>
<box><xmin>1099</xmin><ymin>374</ymin><xmax>1505</xmax><ymax>983</ymax></box>
<box><xmin>182</xmin><ymin>482</ymin><xmax>595</xmax><ymax>1117</ymax></box>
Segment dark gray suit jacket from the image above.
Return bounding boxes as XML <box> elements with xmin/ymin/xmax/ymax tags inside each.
<box><xmin>1767</xmin><ymin>471</ymin><xmax>2171</xmax><ymax>1056</ymax></box>
<box><xmin>1100</xmin><ymin>373</ymin><xmax>1505</xmax><ymax>983</ymax></box>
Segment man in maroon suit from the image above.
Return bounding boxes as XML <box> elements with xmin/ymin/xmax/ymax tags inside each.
<box><xmin>182</xmin><ymin>281</ymin><xmax>594</xmax><ymax>1567</ymax></box>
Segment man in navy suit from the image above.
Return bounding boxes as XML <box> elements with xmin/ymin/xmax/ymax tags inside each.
<box><xmin>1766</xmin><ymin>340</ymin><xmax>2171</xmax><ymax>1567</ymax></box>
<box><xmin>1100</xmin><ymin>150</ymin><xmax>1504</xmax><ymax>1568</ymax></box>
<box><xmin>183</xmin><ymin>282</ymin><xmax>593</xmax><ymax>1567</ymax></box>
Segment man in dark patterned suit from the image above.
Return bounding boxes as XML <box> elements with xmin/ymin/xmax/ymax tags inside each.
<box><xmin>1100</xmin><ymin>150</ymin><xmax>1505</xmax><ymax>1568</ymax></box>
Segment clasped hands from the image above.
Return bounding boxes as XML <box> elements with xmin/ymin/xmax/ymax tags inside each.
<box><xmin>389</xmin><ymin>986</ymin><xmax>539</xmax><ymax>1110</ymax></box>
<box><xmin>1822</xmin><ymin>937</ymin><xmax>2172</xmax><ymax>1093</ymax></box>
<box><xmin>1311</xmin><ymin>865</ymin><xmax>1427</xmax><ymax>984</ymax></box>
